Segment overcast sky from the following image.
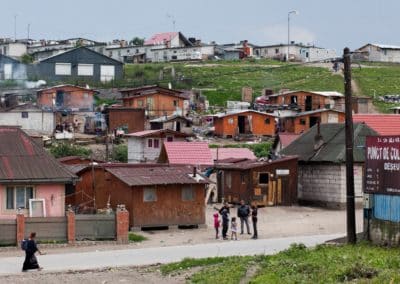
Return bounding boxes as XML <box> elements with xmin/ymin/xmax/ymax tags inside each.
<box><xmin>1</xmin><ymin>0</ymin><xmax>398</xmax><ymax>53</ymax></box>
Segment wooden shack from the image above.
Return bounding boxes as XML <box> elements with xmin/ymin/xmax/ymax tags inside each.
<box><xmin>67</xmin><ymin>164</ymin><xmax>208</xmax><ymax>228</ymax></box>
<box><xmin>215</xmin><ymin>156</ymin><xmax>298</xmax><ymax>206</ymax></box>
<box><xmin>213</xmin><ymin>110</ymin><xmax>276</xmax><ymax>138</ymax></box>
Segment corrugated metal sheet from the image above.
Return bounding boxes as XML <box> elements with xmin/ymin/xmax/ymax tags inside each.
<box><xmin>374</xmin><ymin>194</ymin><xmax>400</xmax><ymax>222</ymax></box>
<box><xmin>0</xmin><ymin>126</ymin><xmax>77</xmax><ymax>183</ymax></box>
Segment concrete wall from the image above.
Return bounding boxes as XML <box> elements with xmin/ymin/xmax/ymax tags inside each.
<box><xmin>298</xmin><ymin>164</ymin><xmax>363</xmax><ymax>208</ymax></box>
<box><xmin>128</xmin><ymin>137</ymin><xmax>145</xmax><ymax>163</ymax></box>
<box><xmin>359</xmin><ymin>45</ymin><xmax>400</xmax><ymax>63</ymax></box>
<box><xmin>0</xmin><ymin>110</ymin><xmax>54</xmax><ymax>132</ymax></box>
<box><xmin>0</xmin><ymin>184</ymin><xmax>65</xmax><ymax>219</ymax></box>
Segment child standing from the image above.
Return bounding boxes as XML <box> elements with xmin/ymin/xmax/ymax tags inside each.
<box><xmin>231</xmin><ymin>217</ymin><xmax>238</xmax><ymax>240</ymax></box>
<box><xmin>213</xmin><ymin>213</ymin><xmax>220</xmax><ymax>239</ymax></box>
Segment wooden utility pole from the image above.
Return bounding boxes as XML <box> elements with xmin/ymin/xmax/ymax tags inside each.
<box><xmin>343</xmin><ymin>47</ymin><xmax>356</xmax><ymax>244</ymax></box>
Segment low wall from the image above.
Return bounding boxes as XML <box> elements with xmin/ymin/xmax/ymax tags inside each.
<box><xmin>0</xmin><ymin>219</ymin><xmax>17</xmax><ymax>245</ymax></box>
<box><xmin>369</xmin><ymin>218</ymin><xmax>400</xmax><ymax>246</ymax></box>
<box><xmin>25</xmin><ymin>217</ymin><xmax>67</xmax><ymax>242</ymax></box>
<box><xmin>76</xmin><ymin>214</ymin><xmax>115</xmax><ymax>240</ymax></box>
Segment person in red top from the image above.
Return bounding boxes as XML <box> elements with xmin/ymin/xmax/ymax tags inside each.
<box><xmin>213</xmin><ymin>213</ymin><xmax>220</xmax><ymax>239</ymax></box>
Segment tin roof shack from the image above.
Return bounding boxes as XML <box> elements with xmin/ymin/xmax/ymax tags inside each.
<box><xmin>213</xmin><ymin>110</ymin><xmax>276</xmax><ymax>138</ymax></box>
<box><xmin>158</xmin><ymin>141</ymin><xmax>214</xmax><ymax>168</ymax></box>
<box><xmin>119</xmin><ymin>85</ymin><xmax>189</xmax><ymax>117</ymax></box>
<box><xmin>37</xmin><ymin>84</ymin><xmax>97</xmax><ymax>111</ymax></box>
<box><xmin>281</xmin><ymin>123</ymin><xmax>377</xmax><ymax>209</ymax></box>
<box><xmin>33</xmin><ymin>46</ymin><xmax>123</xmax><ymax>83</ymax></box>
<box><xmin>215</xmin><ymin>156</ymin><xmax>298</xmax><ymax>206</ymax></box>
<box><xmin>268</xmin><ymin>91</ymin><xmax>345</xmax><ymax>112</ymax></box>
<box><xmin>0</xmin><ymin>54</ymin><xmax>27</xmax><ymax>80</ymax></box>
<box><xmin>105</xmin><ymin>107</ymin><xmax>145</xmax><ymax>134</ymax></box>
<box><xmin>0</xmin><ymin>126</ymin><xmax>77</xmax><ymax>219</ymax></box>
<box><xmin>278</xmin><ymin>109</ymin><xmax>345</xmax><ymax>134</ymax></box>
<box><xmin>149</xmin><ymin>114</ymin><xmax>193</xmax><ymax>134</ymax></box>
<box><xmin>37</xmin><ymin>84</ymin><xmax>98</xmax><ymax>133</ymax></box>
<box><xmin>71</xmin><ymin>164</ymin><xmax>208</xmax><ymax>228</ymax></box>
<box><xmin>0</xmin><ymin>103</ymin><xmax>55</xmax><ymax>133</ymax></box>
<box><xmin>126</xmin><ymin>129</ymin><xmax>191</xmax><ymax>163</ymax></box>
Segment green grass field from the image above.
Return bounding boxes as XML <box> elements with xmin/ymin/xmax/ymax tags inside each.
<box><xmin>160</xmin><ymin>243</ymin><xmax>400</xmax><ymax>283</ymax></box>
<box><xmin>123</xmin><ymin>60</ymin><xmax>400</xmax><ymax>112</ymax></box>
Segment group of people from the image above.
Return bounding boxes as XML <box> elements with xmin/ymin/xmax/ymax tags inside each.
<box><xmin>214</xmin><ymin>200</ymin><xmax>258</xmax><ymax>240</ymax></box>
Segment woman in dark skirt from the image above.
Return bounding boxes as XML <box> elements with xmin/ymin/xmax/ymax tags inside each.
<box><xmin>22</xmin><ymin>232</ymin><xmax>44</xmax><ymax>272</ymax></box>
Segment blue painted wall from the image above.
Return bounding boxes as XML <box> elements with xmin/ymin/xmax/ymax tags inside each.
<box><xmin>374</xmin><ymin>194</ymin><xmax>400</xmax><ymax>222</ymax></box>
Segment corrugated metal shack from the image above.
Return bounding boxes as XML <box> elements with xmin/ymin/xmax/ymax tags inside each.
<box><xmin>214</xmin><ymin>156</ymin><xmax>298</xmax><ymax>206</ymax></box>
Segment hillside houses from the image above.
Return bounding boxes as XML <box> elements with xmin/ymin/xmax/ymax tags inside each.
<box><xmin>355</xmin><ymin>43</ymin><xmax>400</xmax><ymax>63</ymax></box>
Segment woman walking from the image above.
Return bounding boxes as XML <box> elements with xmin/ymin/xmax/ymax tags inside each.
<box><xmin>22</xmin><ymin>232</ymin><xmax>44</xmax><ymax>272</ymax></box>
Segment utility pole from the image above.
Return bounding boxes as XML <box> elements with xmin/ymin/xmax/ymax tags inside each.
<box><xmin>343</xmin><ymin>47</ymin><xmax>356</xmax><ymax>244</ymax></box>
<box><xmin>14</xmin><ymin>14</ymin><xmax>17</xmax><ymax>41</ymax></box>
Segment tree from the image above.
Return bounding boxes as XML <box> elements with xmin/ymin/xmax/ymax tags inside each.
<box><xmin>20</xmin><ymin>53</ymin><xmax>34</xmax><ymax>64</ymax></box>
<box><xmin>49</xmin><ymin>143</ymin><xmax>91</xmax><ymax>158</ymax></box>
<box><xmin>129</xmin><ymin>37</ymin><xmax>145</xmax><ymax>46</ymax></box>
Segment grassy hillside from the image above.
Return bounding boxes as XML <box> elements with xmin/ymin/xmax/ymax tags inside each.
<box><xmin>124</xmin><ymin>60</ymin><xmax>400</xmax><ymax>111</ymax></box>
<box><xmin>124</xmin><ymin>60</ymin><xmax>344</xmax><ymax>106</ymax></box>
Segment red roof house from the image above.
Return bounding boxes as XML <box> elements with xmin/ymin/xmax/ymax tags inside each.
<box><xmin>158</xmin><ymin>142</ymin><xmax>213</xmax><ymax>167</ymax></box>
<box><xmin>353</xmin><ymin>114</ymin><xmax>400</xmax><ymax>135</ymax></box>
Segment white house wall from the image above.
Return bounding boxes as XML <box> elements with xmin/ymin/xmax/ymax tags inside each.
<box><xmin>0</xmin><ymin>111</ymin><xmax>54</xmax><ymax>132</ymax></box>
<box><xmin>298</xmin><ymin>164</ymin><xmax>363</xmax><ymax>208</ymax></box>
<box><xmin>127</xmin><ymin>137</ymin><xmax>145</xmax><ymax>163</ymax></box>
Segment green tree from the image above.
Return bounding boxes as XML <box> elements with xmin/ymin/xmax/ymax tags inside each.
<box><xmin>129</xmin><ymin>37</ymin><xmax>145</xmax><ymax>46</ymax></box>
<box><xmin>49</xmin><ymin>143</ymin><xmax>91</xmax><ymax>158</ymax></box>
<box><xmin>20</xmin><ymin>53</ymin><xmax>34</xmax><ymax>64</ymax></box>
<box><xmin>111</xmin><ymin>144</ymin><xmax>128</xmax><ymax>162</ymax></box>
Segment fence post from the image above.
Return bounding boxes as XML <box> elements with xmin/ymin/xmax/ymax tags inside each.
<box><xmin>66</xmin><ymin>208</ymin><xmax>76</xmax><ymax>245</ymax></box>
<box><xmin>116</xmin><ymin>205</ymin><xmax>129</xmax><ymax>244</ymax></box>
<box><xmin>16</xmin><ymin>213</ymin><xmax>25</xmax><ymax>247</ymax></box>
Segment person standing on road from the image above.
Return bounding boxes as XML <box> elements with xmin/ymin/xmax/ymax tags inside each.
<box><xmin>251</xmin><ymin>205</ymin><xmax>258</xmax><ymax>239</ymax></box>
<box><xmin>237</xmin><ymin>200</ymin><xmax>251</xmax><ymax>235</ymax></box>
<box><xmin>22</xmin><ymin>232</ymin><xmax>44</xmax><ymax>272</ymax></box>
<box><xmin>213</xmin><ymin>213</ymin><xmax>220</xmax><ymax>239</ymax></box>
<box><xmin>220</xmin><ymin>207</ymin><xmax>229</xmax><ymax>240</ymax></box>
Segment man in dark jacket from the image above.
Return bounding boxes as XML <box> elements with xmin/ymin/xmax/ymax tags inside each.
<box><xmin>237</xmin><ymin>200</ymin><xmax>251</xmax><ymax>235</ymax></box>
<box><xmin>219</xmin><ymin>206</ymin><xmax>229</xmax><ymax>240</ymax></box>
<box><xmin>251</xmin><ymin>205</ymin><xmax>258</xmax><ymax>239</ymax></box>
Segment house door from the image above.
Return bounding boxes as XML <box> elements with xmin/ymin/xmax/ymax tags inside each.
<box><xmin>56</xmin><ymin>90</ymin><xmax>64</xmax><ymax>107</ymax></box>
<box><xmin>309</xmin><ymin>116</ymin><xmax>319</xmax><ymax>128</ymax></box>
<box><xmin>176</xmin><ymin>121</ymin><xmax>181</xmax><ymax>132</ymax></box>
<box><xmin>305</xmin><ymin>96</ymin><xmax>312</xmax><ymax>111</ymax></box>
<box><xmin>238</xmin><ymin>116</ymin><xmax>246</xmax><ymax>134</ymax></box>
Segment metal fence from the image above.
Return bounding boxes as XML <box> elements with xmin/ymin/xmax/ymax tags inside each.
<box><xmin>0</xmin><ymin>219</ymin><xmax>17</xmax><ymax>245</ymax></box>
<box><xmin>75</xmin><ymin>214</ymin><xmax>115</xmax><ymax>241</ymax></box>
<box><xmin>25</xmin><ymin>217</ymin><xmax>67</xmax><ymax>242</ymax></box>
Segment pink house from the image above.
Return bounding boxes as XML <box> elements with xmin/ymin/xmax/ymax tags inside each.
<box><xmin>0</xmin><ymin>126</ymin><xmax>77</xmax><ymax>219</ymax></box>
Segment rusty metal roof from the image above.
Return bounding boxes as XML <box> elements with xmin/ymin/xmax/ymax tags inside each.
<box><xmin>0</xmin><ymin>127</ymin><xmax>77</xmax><ymax>183</ymax></box>
<box><xmin>215</xmin><ymin>156</ymin><xmax>298</xmax><ymax>170</ymax></box>
<box><xmin>105</xmin><ymin>165</ymin><xmax>209</xmax><ymax>186</ymax></box>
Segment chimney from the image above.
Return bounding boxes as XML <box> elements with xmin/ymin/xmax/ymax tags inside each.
<box><xmin>313</xmin><ymin>119</ymin><xmax>324</xmax><ymax>151</ymax></box>
<box><xmin>193</xmin><ymin>166</ymin><xmax>197</xmax><ymax>177</ymax></box>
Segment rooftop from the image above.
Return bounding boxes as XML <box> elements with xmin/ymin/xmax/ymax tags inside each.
<box><xmin>353</xmin><ymin>114</ymin><xmax>400</xmax><ymax>136</ymax></box>
<box><xmin>160</xmin><ymin>142</ymin><xmax>213</xmax><ymax>166</ymax></box>
<box><xmin>211</xmin><ymin>148</ymin><xmax>256</xmax><ymax>161</ymax></box>
<box><xmin>125</xmin><ymin>129</ymin><xmax>190</xmax><ymax>138</ymax></box>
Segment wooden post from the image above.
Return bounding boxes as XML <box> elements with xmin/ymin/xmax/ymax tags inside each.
<box><xmin>66</xmin><ymin>209</ymin><xmax>76</xmax><ymax>244</ymax></box>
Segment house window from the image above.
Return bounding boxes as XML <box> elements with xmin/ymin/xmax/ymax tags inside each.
<box><xmin>100</xmin><ymin>65</ymin><xmax>115</xmax><ymax>82</ymax></box>
<box><xmin>137</xmin><ymin>100</ymin><xmax>144</xmax><ymax>107</ymax></box>
<box><xmin>166</xmin><ymin>136</ymin><xmax>173</xmax><ymax>142</ymax></box>
<box><xmin>173</xmin><ymin>100</ymin><xmax>178</xmax><ymax>107</ymax></box>
<box><xmin>6</xmin><ymin>186</ymin><xmax>34</xmax><ymax>209</ymax></box>
<box><xmin>275</xmin><ymin>48</ymin><xmax>279</xmax><ymax>54</ymax></box>
<box><xmin>300</xmin><ymin>119</ymin><xmax>306</xmax><ymax>125</ymax></box>
<box><xmin>228</xmin><ymin>118</ymin><xmax>234</xmax><ymax>125</ymax></box>
<box><xmin>259</xmin><ymin>173</ymin><xmax>269</xmax><ymax>185</ymax></box>
<box><xmin>265</xmin><ymin>118</ymin><xmax>270</xmax><ymax>124</ymax></box>
<box><xmin>77</xmin><ymin>64</ymin><xmax>94</xmax><ymax>76</ymax></box>
<box><xmin>147</xmin><ymin>139</ymin><xmax>153</xmax><ymax>148</ymax></box>
<box><xmin>143</xmin><ymin>187</ymin><xmax>157</xmax><ymax>202</ymax></box>
<box><xmin>21</xmin><ymin>112</ymin><xmax>28</xmax><ymax>118</ymax></box>
<box><xmin>182</xmin><ymin>186</ymin><xmax>195</xmax><ymax>201</ymax></box>
<box><xmin>154</xmin><ymin>139</ymin><xmax>160</xmax><ymax>148</ymax></box>
<box><xmin>55</xmin><ymin>63</ymin><xmax>71</xmax><ymax>75</ymax></box>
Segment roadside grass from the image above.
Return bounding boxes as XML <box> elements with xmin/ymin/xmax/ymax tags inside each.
<box><xmin>160</xmin><ymin>243</ymin><xmax>400</xmax><ymax>283</ymax></box>
<box><xmin>128</xmin><ymin>232</ymin><xmax>147</xmax><ymax>242</ymax></box>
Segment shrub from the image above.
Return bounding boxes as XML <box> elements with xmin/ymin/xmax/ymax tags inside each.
<box><xmin>49</xmin><ymin>143</ymin><xmax>91</xmax><ymax>158</ymax></box>
<box><xmin>111</xmin><ymin>144</ymin><xmax>128</xmax><ymax>162</ymax></box>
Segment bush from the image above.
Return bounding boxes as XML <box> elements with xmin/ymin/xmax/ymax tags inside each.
<box><xmin>128</xmin><ymin>233</ymin><xmax>147</xmax><ymax>242</ymax></box>
<box><xmin>49</xmin><ymin>143</ymin><xmax>91</xmax><ymax>158</ymax></box>
<box><xmin>111</xmin><ymin>144</ymin><xmax>128</xmax><ymax>162</ymax></box>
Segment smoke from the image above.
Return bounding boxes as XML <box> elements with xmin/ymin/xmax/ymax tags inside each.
<box><xmin>25</xmin><ymin>80</ymin><xmax>46</xmax><ymax>89</ymax></box>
